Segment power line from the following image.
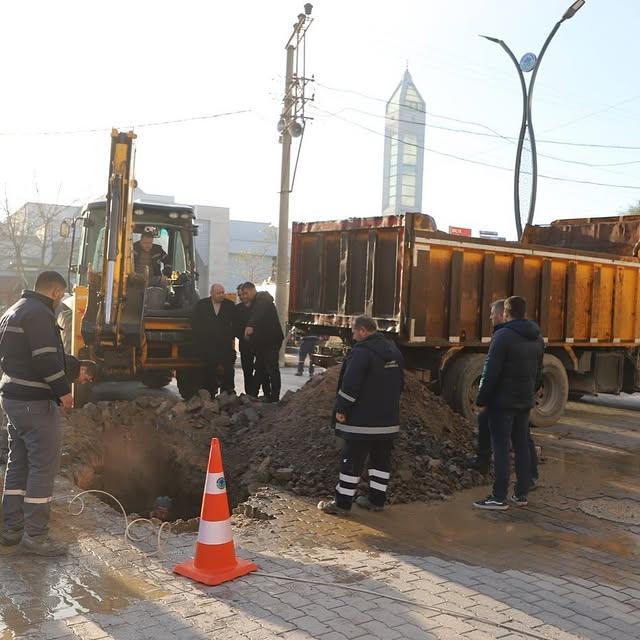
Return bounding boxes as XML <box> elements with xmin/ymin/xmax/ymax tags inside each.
<box><xmin>309</xmin><ymin>105</ymin><xmax>640</xmax><ymax>191</ymax></box>
<box><xmin>315</xmin><ymin>81</ymin><xmax>640</xmax><ymax>152</ymax></box>
<box><xmin>0</xmin><ymin>109</ymin><xmax>253</xmax><ymax>137</ymax></box>
<box><xmin>325</xmin><ymin>105</ymin><xmax>640</xmax><ymax>169</ymax></box>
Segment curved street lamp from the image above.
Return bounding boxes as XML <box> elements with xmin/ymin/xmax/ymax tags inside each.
<box><xmin>481</xmin><ymin>0</ymin><xmax>585</xmax><ymax>239</ymax></box>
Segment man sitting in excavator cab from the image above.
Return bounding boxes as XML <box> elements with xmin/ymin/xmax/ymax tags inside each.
<box><xmin>133</xmin><ymin>230</ymin><xmax>172</xmax><ymax>286</ymax></box>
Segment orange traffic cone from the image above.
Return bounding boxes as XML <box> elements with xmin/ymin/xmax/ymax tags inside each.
<box><xmin>173</xmin><ymin>438</ymin><xmax>257</xmax><ymax>586</ymax></box>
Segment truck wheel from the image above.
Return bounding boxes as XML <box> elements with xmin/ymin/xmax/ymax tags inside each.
<box><xmin>141</xmin><ymin>369</ymin><xmax>173</xmax><ymax>389</ymax></box>
<box><xmin>442</xmin><ymin>353</ymin><xmax>486</xmax><ymax>423</ymax></box>
<box><xmin>530</xmin><ymin>354</ymin><xmax>568</xmax><ymax>427</ymax></box>
<box><xmin>176</xmin><ymin>368</ymin><xmax>205</xmax><ymax>400</ymax></box>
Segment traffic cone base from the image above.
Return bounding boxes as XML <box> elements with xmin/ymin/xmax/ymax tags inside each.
<box><xmin>173</xmin><ymin>438</ymin><xmax>258</xmax><ymax>586</ymax></box>
<box><xmin>174</xmin><ymin>556</ymin><xmax>257</xmax><ymax>586</ymax></box>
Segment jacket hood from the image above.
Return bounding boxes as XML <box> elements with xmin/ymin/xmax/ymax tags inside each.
<box><xmin>356</xmin><ymin>332</ymin><xmax>399</xmax><ymax>362</ymax></box>
<box><xmin>502</xmin><ymin>318</ymin><xmax>540</xmax><ymax>340</ymax></box>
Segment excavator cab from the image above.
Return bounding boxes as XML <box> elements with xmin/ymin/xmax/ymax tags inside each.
<box><xmin>65</xmin><ymin>130</ymin><xmax>204</xmax><ymax>404</ymax></box>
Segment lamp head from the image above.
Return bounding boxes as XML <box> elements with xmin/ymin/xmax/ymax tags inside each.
<box><xmin>304</xmin><ymin>3</ymin><xmax>313</xmax><ymax>16</ymax></box>
<box><xmin>563</xmin><ymin>0</ymin><xmax>585</xmax><ymax>20</ymax></box>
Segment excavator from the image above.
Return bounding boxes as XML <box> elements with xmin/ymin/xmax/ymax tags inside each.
<box><xmin>62</xmin><ymin>129</ymin><xmax>204</xmax><ymax>404</ymax></box>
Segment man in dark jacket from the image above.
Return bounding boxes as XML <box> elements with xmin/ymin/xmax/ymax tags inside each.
<box><xmin>133</xmin><ymin>231</ymin><xmax>172</xmax><ymax>284</ymax></box>
<box><xmin>0</xmin><ymin>271</ymin><xmax>73</xmax><ymax>556</ymax></box>
<box><xmin>243</xmin><ymin>283</ymin><xmax>284</xmax><ymax>403</ymax></box>
<box><xmin>318</xmin><ymin>315</ymin><xmax>404</xmax><ymax>516</ymax></box>
<box><xmin>471</xmin><ymin>299</ymin><xmax>539</xmax><ymax>484</ymax></box>
<box><xmin>191</xmin><ymin>283</ymin><xmax>236</xmax><ymax>396</ymax></box>
<box><xmin>474</xmin><ymin>296</ymin><xmax>544</xmax><ymax>511</ymax></box>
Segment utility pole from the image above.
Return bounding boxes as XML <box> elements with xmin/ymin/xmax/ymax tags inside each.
<box><xmin>275</xmin><ymin>4</ymin><xmax>314</xmax><ymax>363</ymax></box>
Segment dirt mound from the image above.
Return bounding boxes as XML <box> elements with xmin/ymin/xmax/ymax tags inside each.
<box><xmin>60</xmin><ymin>368</ymin><xmax>482</xmax><ymax>517</ymax></box>
<box><xmin>242</xmin><ymin>367</ymin><xmax>481</xmax><ymax>503</ymax></box>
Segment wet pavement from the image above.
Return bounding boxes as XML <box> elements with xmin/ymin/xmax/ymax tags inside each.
<box><xmin>1</xmin><ymin>394</ymin><xmax>640</xmax><ymax>639</ymax></box>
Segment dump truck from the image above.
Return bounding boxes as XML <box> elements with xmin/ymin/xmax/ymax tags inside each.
<box><xmin>288</xmin><ymin>212</ymin><xmax>640</xmax><ymax>427</ymax></box>
<box><xmin>61</xmin><ymin>129</ymin><xmax>204</xmax><ymax>404</ymax></box>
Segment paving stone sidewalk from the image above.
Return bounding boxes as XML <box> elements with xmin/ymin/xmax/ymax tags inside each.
<box><xmin>2</xmin><ymin>477</ymin><xmax>639</xmax><ymax>640</ymax></box>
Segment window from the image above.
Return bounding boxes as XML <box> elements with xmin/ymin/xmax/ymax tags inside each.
<box><xmin>388</xmin><ymin>195</ymin><xmax>396</xmax><ymax>209</ymax></box>
<box><xmin>401</xmin><ymin>194</ymin><xmax>415</xmax><ymax>207</ymax></box>
<box><xmin>403</xmin><ymin>134</ymin><xmax>418</xmax><ymax>165</ymax></box>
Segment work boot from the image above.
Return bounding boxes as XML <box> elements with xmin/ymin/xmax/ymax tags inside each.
<box><xmin>355</xmin><ymin>496</ymin><xmax>384</xmax><ymax>512</ymax></box>
<box><xmin>0</xmin><ymin>527</ymin><xmax>24</xmax><ymax>546</ymax></box>
<box><xmin>317</xmin><ymin>500</ymin><xmax>350</xmax><ymax>516</ymax></box>
<box><xmin>20</xmin><ymin>533</ymin><xmax>68</xmax><ymax>557</ymax></box>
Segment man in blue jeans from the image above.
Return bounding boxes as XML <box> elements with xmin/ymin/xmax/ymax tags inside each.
<box><xmin>474</xmin><ymin>296</ymin><xmax>544</xmax><ymax>511</ymax></box>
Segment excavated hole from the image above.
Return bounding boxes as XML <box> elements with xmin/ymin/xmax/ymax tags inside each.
<box><xmin>65</xmin><ymin>415</ymin><xmax>249</xmax><ymax>521</ymax></box>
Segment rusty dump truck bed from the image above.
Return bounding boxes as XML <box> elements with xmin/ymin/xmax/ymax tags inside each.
<box><xmin>289</xmin><ymin>212</ymin><xmax>640</xmax><ymax>348</ymax></box>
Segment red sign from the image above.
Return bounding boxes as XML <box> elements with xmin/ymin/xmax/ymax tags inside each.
<box><xmin>448</xmin><ymin>226</ymin><xmax>472</xmax><ymax>237</ymax></box>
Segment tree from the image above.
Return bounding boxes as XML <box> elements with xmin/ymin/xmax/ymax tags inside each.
<box><xmin>624</xmin><ymin>201</ymin><xmax>640</xmax><ymax>216</ymax></box>
<box><xmin>230</xmin><ymin>224</ymin><xmax>278</xmax><ymax>285</ymax></box>
<box><xmin>0</xmin><ymin>189</ymin><xmax>80</xmax><ymax>289</ymax></box>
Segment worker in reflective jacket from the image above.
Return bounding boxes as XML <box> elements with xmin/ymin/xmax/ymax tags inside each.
<box><xmin>0</xmin><ymin>271</ymin><xmax>73</xmax><ymax>556</ymax></box>
<box><xmin>318</xmin><ymin>315</ymin><xmax>404</xmax><ymax>516</ymax></box>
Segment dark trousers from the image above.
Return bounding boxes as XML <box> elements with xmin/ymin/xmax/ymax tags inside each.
<box><xmin>240</xmin><ymin>348</ymin><xmax>271</xmax><ymax>398</ymax></box>
<box><xmin>204</xmin><ymin>351</ymin><xmax>236</xmax><ymax>396</ymax></box>
<box><xmin>254</xmin><ymin>344</ymin><xmax>281</xmax><ymax>401</ymax></box>
<box><xmin>489</xmin><ymin>408</ymin><xmax>531</xmax><ymax>500</ymax></box>
<box><xmin>335</xmin><ymin>438</ymin><xmax>393</xmax><ymax>510</ymax></box>
<box><xmin>297</xmin><ymin>341</ymin><xmax>316</xmax><ymax>375</ymax></box>
<box><xmin>1</xmin><ymin>398</ymin><xmax>62</xmax><ymax>536</ymax></box>
<box><xmin>477</xmin><ymin>408</ymin><xmax>538</xmax><ymax>480</ymax></box>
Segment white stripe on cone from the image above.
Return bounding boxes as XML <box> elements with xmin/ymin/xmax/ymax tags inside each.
<box><xmin>197</xmin><ymin>518</ymin><xmax>233</xmax><ymax>545</ymax></box>
<box><xmin>204</xmin><ymin>472</ymin><xmax>227</xmax><ymax>495</ymax></box>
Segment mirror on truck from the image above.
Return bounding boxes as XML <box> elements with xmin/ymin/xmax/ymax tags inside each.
<box><xmin>59</xmin><ymin>219</ymin><xmax>72</xmax><ymax>238</ymax></box>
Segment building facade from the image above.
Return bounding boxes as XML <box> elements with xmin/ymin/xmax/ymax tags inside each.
<box><xmin>381</xmin><ymin>69</ymin><xmax>426</xmax><ymax>215</ymax></box>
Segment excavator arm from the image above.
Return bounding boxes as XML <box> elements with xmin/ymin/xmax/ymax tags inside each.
<box><xmin>82</xmin><ymin>129</ymin><xmax>146</xmax><ymax>376</ymax></box>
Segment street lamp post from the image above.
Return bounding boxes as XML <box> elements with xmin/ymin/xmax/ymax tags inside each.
<box><xmin>482</xmin><ymin>0</ymin><xmax>585</xmax><ymax>239</ymax></box>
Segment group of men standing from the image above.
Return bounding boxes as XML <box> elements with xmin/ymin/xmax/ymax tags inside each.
<box><xmin>319</xmin><ymin>296</ymin><xmax>545</xmax><ymax>517</ymax></box>
<box><xmin>191</xmin><ymin>281</ymin><xmax>284</xmax><ymax>403</ymax></box>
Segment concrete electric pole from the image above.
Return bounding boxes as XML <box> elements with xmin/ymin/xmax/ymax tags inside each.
<box><xmin>275</xmin><ymin>4</ymin><xmax>314</xmax><ymax>363</ymax></box>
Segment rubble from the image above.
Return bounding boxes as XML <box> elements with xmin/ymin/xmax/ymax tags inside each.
<box><xmin>60</xmin><ymin>366</ymin><xmax>483</xmax><ymax>520</ymax></box>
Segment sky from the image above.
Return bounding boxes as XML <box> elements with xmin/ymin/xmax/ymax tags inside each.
<box><xmin>0</xmin><ymin>0</ymin><xmax>638</xmax><ymax>240</ymax></box>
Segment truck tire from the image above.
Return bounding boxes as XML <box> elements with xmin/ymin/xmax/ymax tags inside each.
<box><xmin>442</xmin><ymin>353</ymin><xmax>486</xmax><ymax>423</ymax></box>
<box><xmin>141</xmin><ymin>369</ymin><xmax>173</xmax><ymax>389</ymax></box>
<box><xmin>176</xmin><ymin>368</ymin><xmax>205</xmax><ymax>400</ymax></box>
<box><xmin>530</xmin><ymin>354</ymin><xmax>568</xmax><ymax>428</ymax></box>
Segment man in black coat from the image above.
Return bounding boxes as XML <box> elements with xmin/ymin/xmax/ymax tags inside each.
<box><xmin>242</xmin><ymin>283</ymin><xmax>283</xmax><ymax>403</ymax></box>
<box><xmin>474</xmin><ymin>295</ymin><xmax>544</xmax><ymax>511</ymax></box>
<box><xmin>471</xmin><ymin>299</ymin><xmax>539</xmax><ymax>484</ymax></box>
<box><xmin>318</xmin><ymin>315</ymin><xmax>404</xmax><ymax>516</ymax></box>
<box><xmin>0</xmin><ymin>271</ymin><xmax>73</xmax><ymax>556</ymax></box>
<box><xmin>191</xmin><ymin>283</ymin><xmax>236</xmax><ymax>396</ymax></box>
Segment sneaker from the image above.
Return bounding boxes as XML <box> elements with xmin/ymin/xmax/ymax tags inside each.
<box><xmin>355</xmin><ymin>496</ymin><xmax>384</xmax><ymax>512</ymax></box>
<box><xmin>511</xmin><ymin>494</ymin><xmax>529</xmax><ymax>507</ymax></box>
<box><xmin>528</xmin><ymin>477</ymin><xmax>539</xmax><ymax>492</ymax></box>
<box><xmin>317</xmin><ymin>500</ymin><xmax>351</xmax><ymax>516</ymax></box>
<box><xmin>472</xmin><ymin>496</ymin><xmax>509</xmax><ymax>511</ymax></box>
<box><xmin>295</xmin><ymin>372</ymin><xmax>303</xmax><ymax>377</ymax></box>
<box><xmin>0</xmin><ymin>527</ymin><xmax>24</xmax><ymax>546</ymax></box>
<box><xmin>20</xmin><ymin>533</ymin><xmax>68</xmax><ymax>557</ymax></box>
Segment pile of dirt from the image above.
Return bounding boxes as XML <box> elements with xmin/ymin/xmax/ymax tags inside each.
<box><xmin>60</xmin><ymin>367</ymin><xmax>482</xmax><ymax>517</ymax></box>
<box><xmin>241</xmin><ymin>367</ymin><xmax>481</xmax><ymax>504</ymax></box>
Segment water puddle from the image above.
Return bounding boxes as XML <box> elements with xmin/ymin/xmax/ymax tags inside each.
<box><xmin>0</xmin><ymin>554</ymin><xmax>167</xmax><ymax>638</ymax></box>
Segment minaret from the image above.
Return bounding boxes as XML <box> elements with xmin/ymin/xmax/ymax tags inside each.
<box><xmin>381</xmin><ymin>69</ymin><xmax>426</xmax><ymax>214</ymax></box>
